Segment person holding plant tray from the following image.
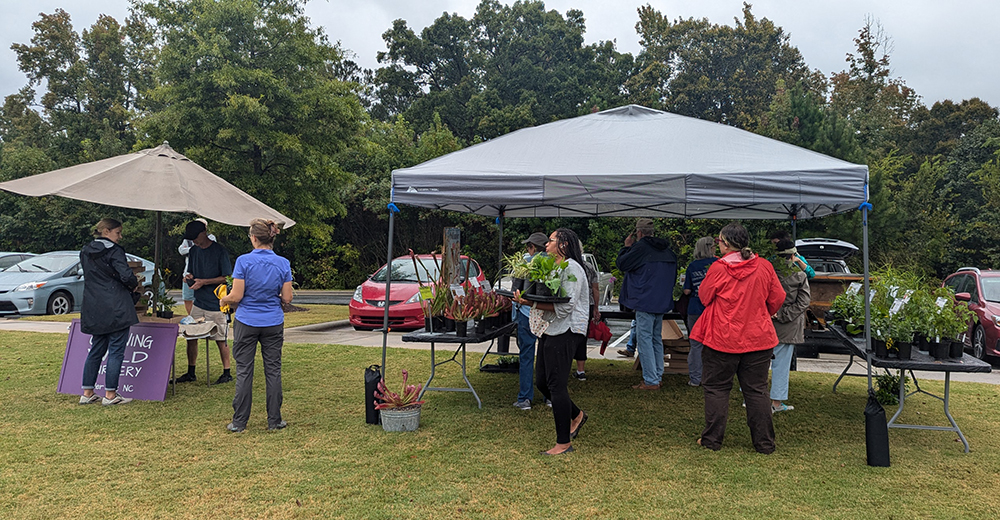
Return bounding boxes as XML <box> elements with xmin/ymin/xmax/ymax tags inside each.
<box><xmin>512</xmin><ymin>232</ymin><xmax>549</xmax><ymax>411</ymax></box>
<box><xmin>769</xmin><ymin>239</ymin><xmax>811</xmax><ymax>414</ymax></box>
<box><xmin>513</xmin><ymin>228</ymin><xmax>589</xmax><ymax>455</ymax></box>
<box><xmin>219</xmin><ymin>219</ymin><xmax>293</xmax><ymax>433</ymax></box>
<box><xmin>690</xmin><ymin>222</ymin><xmax>785</xmax><ymax>454</ymax></box>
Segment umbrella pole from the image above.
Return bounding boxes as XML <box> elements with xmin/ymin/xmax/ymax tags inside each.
<box><xmin>153</xmin><ymin>211</ymin><xmax>162</xmax><ymax>310</ymax></box>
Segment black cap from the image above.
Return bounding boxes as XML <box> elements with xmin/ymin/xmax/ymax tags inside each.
<box><xmin>183</xmin><ymin>220</ymin><xmax>207</xmax><ymax>240</ymax></box>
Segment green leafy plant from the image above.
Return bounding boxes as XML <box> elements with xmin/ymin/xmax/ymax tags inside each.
<box><xmin>525</xmin><ymin>254</ymin><xmax>577</xmax><ymax>296</ymax></box>
<box><xmin>373</xmin><ymin>369</ymin><xmax>425</xmax><ymax>410</ymax></box>
<box><xmin>875</xmin><ymin>369</ymin><xmax>908</xmax><ymax>406</ymax></box>
<box><xmin>503</xmin><ymin>252</ymin><xmax>531</xmax><ymax>279</ymax></box>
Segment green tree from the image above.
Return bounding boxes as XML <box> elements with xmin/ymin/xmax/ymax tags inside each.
<box><xmin>630</xmin><ymin>3</ymin><xmax>816</xmax><ymax>128</ymax></box>
<box><xmin>138</xmin><ymin>0</ymin><xmax>366</xmax><ymax>249</ymax></box>
<box><xmin>373</xmin><ymin>0</ymin><xmax>631</xmax><ymax>141</ymax></box>
<box><xmin>829</xmin><ymin>18</ymin><xmax>920</xmax><ymax>158</ymax></box>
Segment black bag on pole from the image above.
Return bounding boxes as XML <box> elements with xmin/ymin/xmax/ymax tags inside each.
<box><xmin>365</xmin><ymin>364</ymin><xmax>382</xmax><ymax>425</ymax></box>
<box><xmin>864</xmin><ymin>388</ymin><xmax>890</xmax><ymax>467</ymax></box>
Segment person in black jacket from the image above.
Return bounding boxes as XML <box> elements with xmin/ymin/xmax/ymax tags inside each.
<box><xmin>79</xmin><ymin>218</ymin><xmax>140</xmax><ymax>406</ymax></box>
<box><xmin>616</xmin><ymin>218</ymin><xmax>677</xmax><ymax>390</ymax></box>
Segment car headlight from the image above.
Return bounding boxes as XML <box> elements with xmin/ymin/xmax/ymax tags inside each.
<box><xmin>991</xmin><ymin>315</ymin><xmax>1000</xmax><ymax>328</ymax></box>
<box><xmin>352</xmin><ymin>286</ymin><xmax>364</xmax><ymax>303</ymax></box>
<box><xmin>13</xmin><ymin>281</ymin><xmax>46</xmax><ymax>292</ymax></box>
<box><xmin>404</xmin><ymin>292</ymin><xmax>422</xmax><ymax>304</ymax></box>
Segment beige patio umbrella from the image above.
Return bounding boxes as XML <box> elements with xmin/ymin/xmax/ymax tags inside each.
<box><xmin>0</xmin><ymin>141</ymin><xmax>295</xmax><ymax>293</ymax></box>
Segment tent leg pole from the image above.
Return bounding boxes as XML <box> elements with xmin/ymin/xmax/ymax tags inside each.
<box><xmin>497</xmin><ymin>214</ymin><xmax>504</xmax><ymax>281</ymax></box>
<box><xmin>380</xmin><ymin>209</ymin><xmax>396</xmax><ymax>380</ymax></box>
<box><xmin>862</xmin><ymin>205</ymin><xmax>871</xmax><ymax>390</ymax></box>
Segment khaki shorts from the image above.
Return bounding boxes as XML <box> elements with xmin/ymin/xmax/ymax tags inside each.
<box><xmin>189</xmin><ymin>305</ymin><xmax>229</xmax><ymax>341</ymax></box>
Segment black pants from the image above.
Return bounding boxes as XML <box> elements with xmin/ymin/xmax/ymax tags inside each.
<box><xmin>231</xmin><ymin>319</ymin><xmax>284</xmax><ymax>429</ymax></box>
<box><xmin>700</xmin><ymin>346</ymin><xmax>775</xmax><ymax>454</ymax></box>
<box><xmin>536</xmin><ymin>331</ymin><xmax>583</xmax><ymax>444</ymax></box>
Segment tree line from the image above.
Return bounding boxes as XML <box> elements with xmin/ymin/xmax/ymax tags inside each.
<box><xmin>1</xmin><ymin>0</ymin><xmax>998</xmax><ymax>289</ymax></box>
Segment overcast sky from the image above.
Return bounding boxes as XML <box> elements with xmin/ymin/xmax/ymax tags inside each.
<box><xmin>2</xmin><ymin>0</ymin><xmax>998</xmax><ymax>109</ymax></box>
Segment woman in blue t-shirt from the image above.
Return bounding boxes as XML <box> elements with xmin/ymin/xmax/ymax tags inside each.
<box><xmin>682</xmin><ymin>237</ymin><xmax>717</xmax><ymax>387</ymax></box>
<box><xmin>219</xmin><ymin>219</ymin><xmax>293</xmax><ymax>432</ymax></box>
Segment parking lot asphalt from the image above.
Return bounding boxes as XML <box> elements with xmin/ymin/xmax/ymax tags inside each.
<box><xmin>6</xmin><ymin>316</ymin><xmax>999</xmax><ymax>385</ymax></box>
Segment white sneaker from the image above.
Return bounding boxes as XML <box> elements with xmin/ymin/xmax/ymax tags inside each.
<box><xmin>771</xmin><ymin>403</ymin><xmax>794</xmax><ymax>413</ymax></box>
<box><xmin>78</xmin><ymin>394</ymin><xmax>101</xmax><ymax>405</ymax></box>
<box><xmin>102</xmin><ymin>395</ymin><xmax>134</xmax><ymax>406</ymax></box>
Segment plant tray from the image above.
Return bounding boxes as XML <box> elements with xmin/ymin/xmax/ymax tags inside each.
<box><xmin>494</xmin><ymin>289</ymin><xmax>515</xmax><ymax>298</ymax></box>
<box><xmin>522</xmin><ymin>293</ymin><xmax>570</xmax><ymax>304</ymax></box>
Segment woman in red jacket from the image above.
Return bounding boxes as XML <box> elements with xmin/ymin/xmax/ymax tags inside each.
<box><xmin>690</xmin><ymin>222</ymin><xmax>786</xmax><ymax>454</ymax></box>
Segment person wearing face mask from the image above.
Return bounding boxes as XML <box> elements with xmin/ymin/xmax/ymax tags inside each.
<box><xmin>512</xmin><ymin>232</ymin><xmax>549</xmax><ymax>410</ymax></box>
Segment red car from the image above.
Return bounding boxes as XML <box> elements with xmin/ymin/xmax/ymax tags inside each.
<box><xmin>942</xmin><ymin>267</ymin><xmax>1000</xmax><ymax>359</ymax></box>
<box><xmin>349</xmin><ymin>255</ymin><xmax>485</xmax><ymax>331</ymax></box>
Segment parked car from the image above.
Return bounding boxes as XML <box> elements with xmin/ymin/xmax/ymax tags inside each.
<box><xmin>0</xmin><ymin>251</ymin><xmax>157</xmax><ymax>316</ymax></box>
<box><xmin>795</xmin><ymin>238</ymin><xmax>862</xmax><ymax>359</ymax></box>
<box><xmin>349</xmin><ymin>255</ymin><xmax>486</xmax><ymax>331</ymax></box>
<box><xmin>942</xmin><ymin>267</ymin><xmax>1000</xmax><ymax>360</ymax></box>
<box><xmin>795</xmin><ymin>238</ymin><xmax>858</xmax><ymax>274</ymax></box>
<box><xmin>0</xmin><ymin>252</ymin><xmax>36</xmax><ymax>271</ymax></box>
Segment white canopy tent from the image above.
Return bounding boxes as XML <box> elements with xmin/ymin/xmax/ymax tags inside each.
<box><xmin>381</xmin><ymin>105</ymin><xmax>872</xmax><ymax>382</ymax></box>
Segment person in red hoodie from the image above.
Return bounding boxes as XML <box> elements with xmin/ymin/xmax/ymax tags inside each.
<box><xmin>690</xmin><ymin>222</ymin><xmax>786</xmax><ymax>454</ymax></box>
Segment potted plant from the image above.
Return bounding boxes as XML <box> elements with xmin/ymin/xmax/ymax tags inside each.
<box><xmin>503</xmin><ymin>253</ymin><xmax>531</xmax><ymax>292</ymax></box>
<box><xmin>373</xmin><ymin>369</ymin><xmax>425</xmax><ymax>432</ymax></box>
<box><xmin>156</xmin><ymin>290</ymin><xmax>177</xmax><ymax>319</ymax></box>
<box><xmin>524</xmin><ymin>254</ymin><xmax>576</xmax><ymax>297</ymax></box>
<box><xmin>888</xmin><ymin>316</ymin><xmax>914</xmax><ymax>360</ymax></box>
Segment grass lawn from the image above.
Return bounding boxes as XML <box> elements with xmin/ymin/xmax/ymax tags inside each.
<box><xmin>2</xmin><ymin>331</ymin><xmax>1000</xmax><ymax>519</ymax></box>
<box><xmin>17</xmin><ymin>304</ymin><xmax>348</xmax><ymax>328</ymax></box>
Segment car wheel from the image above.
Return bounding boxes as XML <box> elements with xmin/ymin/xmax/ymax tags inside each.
<box><xmin>47</xmin><ymin>291</ymin><xmax>73</xmax><ymax>315</ymax></box>
<box><xmin>972</xmin><ymin>324</ymin><xmax>987</xmax><ymax>360</ymax></box>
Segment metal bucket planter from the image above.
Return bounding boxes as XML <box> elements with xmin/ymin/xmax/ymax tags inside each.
<box><xmin>380</xmin><ymin>406</ymin><xmax>421</xmax><ymax>432</ymax></box>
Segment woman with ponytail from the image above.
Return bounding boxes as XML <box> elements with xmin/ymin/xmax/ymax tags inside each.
<box><xmin>219</xmin><ymin>219</ymin><xmax>293</xmax><ymax>432</ymax></box>
<box><xmin>689</xmin><ymin>222</ymin><xmax>785</xmax><ymax>454</ymax></box>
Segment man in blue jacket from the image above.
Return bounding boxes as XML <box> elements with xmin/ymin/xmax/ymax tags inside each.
<box><xmin>617</xmin><ymin>218</ymin><xmax>677</xmax><ymax>390</ymax></box>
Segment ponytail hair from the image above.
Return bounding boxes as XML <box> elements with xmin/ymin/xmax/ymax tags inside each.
<box><xmin>93</xmin><ymin>218</ymin><xmax>122</xmax><ymax>238</ymax></box>
<box><xmin>249</xmin><ymin>218</ymin><xmax>280</xmax><ymax>246</ymax></box>
<box><xmin>720</xmin><ymin>222</ymin><xmax>753</xmax><ymax>260</ymax></box>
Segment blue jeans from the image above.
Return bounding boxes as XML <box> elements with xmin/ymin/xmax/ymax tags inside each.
<box><xmin>770</xmin><ymin>343</ymin><xmax>794</xmax><ymax>401</ymax></box>
<box><xmin>513</xmin><ymin>310</ymin><xmax>536</xmax><ymax>402</ymax></box>
<box><xmin>635</xmin><ymin>311</ymin><xmax>663</xmax><ymax>385</ymax></box>
<box><xmin>686</xmin><ymin>314</ymin><xmax>704</xmax><ymax>385</ymax></box>
<box><xmin>82</xmin><ymin>328</ymin><xmax>130</xmax><ymax>393</ymax></box>
<box><xmin>624</xmin><ymin>320</ymin><xmax>637</xmax><ymax>353</ymax></box>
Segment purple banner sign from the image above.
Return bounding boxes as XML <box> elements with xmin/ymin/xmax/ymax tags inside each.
<box><xmin>57</xmin><ymin>319</ymin><xmax>179</xmax><ymax>401</ymax></box>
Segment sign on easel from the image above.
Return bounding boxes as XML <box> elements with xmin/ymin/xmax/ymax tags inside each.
<box><xmin>56</xmin><ymin>319</ymin><xmax>179</xmax><ymax>401</ymax></box>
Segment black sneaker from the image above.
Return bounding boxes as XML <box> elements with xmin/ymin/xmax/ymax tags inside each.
<box><xmin>215</xmin><ymin>373</ymin><xmax>233</xmax><ymax>384</ymax></box>
<box><xmin>171</xmin><ymin>373</ymin><xmax>196</xmax><ymax>384</ymax></box>
<box><xmin>268</xmin><ymin>421</ymin><xmax>288</xmax><ymax>431</ymax></box>
<box><xmin>573</xmin><ymin>371</ymin><xmax>587</xmax><ymax>381</ymax></box>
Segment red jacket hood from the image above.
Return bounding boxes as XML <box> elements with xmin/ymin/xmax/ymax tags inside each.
<box><xmin>717</xmin><ymin>251</ymin><xmax>759</xmax><ymax>280</ymax></box>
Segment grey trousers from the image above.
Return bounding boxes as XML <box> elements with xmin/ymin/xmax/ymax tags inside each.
<box><xmin>231</xmin><ymin>319</ymin><xmax>284</xmax><ymax>428</ymax></box>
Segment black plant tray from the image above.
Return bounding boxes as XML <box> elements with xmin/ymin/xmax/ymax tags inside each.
<box><xmin>494</xmin><ymin>288</ymin><xmax>515</xmax><ymax>298</ymax></box>
<box><xmin>522</xmin><ymin>293</ymin><xmax>570</xmax><ymax>304</ymax></box>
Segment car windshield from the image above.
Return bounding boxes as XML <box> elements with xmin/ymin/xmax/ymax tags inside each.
<box><xmin>371</xmin><ymin>258</ymin><xmax>478</xmax><ymax>283</ymax></box>
<box><xmin>981</xmin><ymin>277</ymin><xmax>1000</xmax><ymax>303</ymax></box>
<box><xmin>10</xmin><ymin>255</ymin><xmax>77</xmax><ymax>274</ymax></box>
